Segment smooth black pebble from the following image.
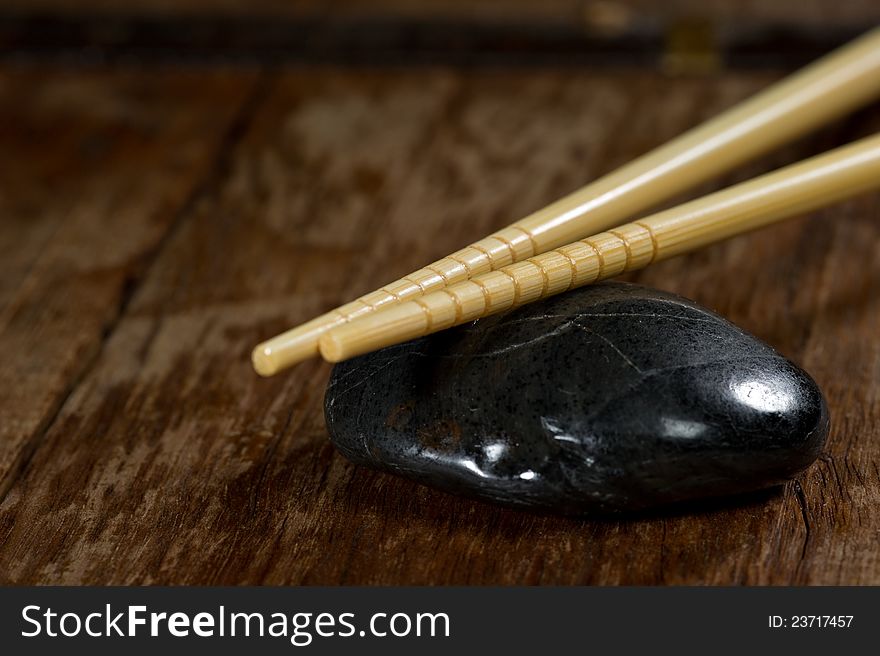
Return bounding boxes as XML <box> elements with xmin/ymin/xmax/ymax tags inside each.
<box><xmin>324</xmin><ymin>282</ymin><xmax>829</xmax><ymax>514</ymax></box>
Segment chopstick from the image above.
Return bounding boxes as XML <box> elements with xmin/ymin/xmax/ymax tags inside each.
<box><xmin>319</xmin><ymin>132</ymin><xmax>880</xmax><ymax>362</ymax></box>
<box><xmin>252</xmin><ymin>27</ymin><xmax>880</xmax><ymax>376</ymax></box>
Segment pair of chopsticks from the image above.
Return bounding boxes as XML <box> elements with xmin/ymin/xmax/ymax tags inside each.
<box><xmin>253</xmin><ymin>27</ymin><xmax>880</xmax><ymax>376</ymax></box>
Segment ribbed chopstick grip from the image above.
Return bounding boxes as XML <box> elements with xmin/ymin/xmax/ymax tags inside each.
<box><xmin>254</xmin><ymin>27</ymin><xmax>880</xmax><ymax>375</ymax></box>
<box><xmin>319</xmin><ymin>133</ymin><xmax>880</xmax><ymax>362</ymax></box>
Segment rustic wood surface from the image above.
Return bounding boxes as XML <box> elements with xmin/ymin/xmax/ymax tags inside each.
<box><xmin>0</xmin><ymin>55</ymin><xmax>878</xmax><ymax>584</ymax></box>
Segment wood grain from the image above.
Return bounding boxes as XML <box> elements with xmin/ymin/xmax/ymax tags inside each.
<box><xmin>320</xmin><ymin>133</ymin><xmax>880</xmax><ymax>364</ymax></box>
<box><xmin>0</xmin><ymin>68</ymin><xmax>258</xmax><ymax>496</ymax></box>
<box><xmin>0</xmin><ymin>65</ymin><xmax>878</xmax><ymax>584</ymax></box>
<box><xmin>255</xmin><ymin>27</ymin><xmax>880</xmax><ymax>375</ymax></box>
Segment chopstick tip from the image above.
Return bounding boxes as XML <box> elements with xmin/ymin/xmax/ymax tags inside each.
<box><xmin>318</xmin><ymin>332</ymin><xmax>346</xmax><ymax>363</ymax></box>
<box><xmin>251</xmin><ymin>343</ymin><xmax>279</xmax><ymax>377</ymax></box>
<box><xmin>251</xmin><ymin>324</ymin><xmax>325</xmax><ymax>375</ymax></box>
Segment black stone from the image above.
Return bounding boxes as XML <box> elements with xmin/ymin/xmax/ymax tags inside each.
<box><xmin>324</xmin><ymin>282</ymin><xmax>829</xmax><ymax>514</ymax></box>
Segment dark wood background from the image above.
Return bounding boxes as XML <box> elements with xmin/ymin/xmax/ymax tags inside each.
<box><xmin>0</xmin><ymin>1</ymin><xmax>878</xmax><ymax>584</ymax></box>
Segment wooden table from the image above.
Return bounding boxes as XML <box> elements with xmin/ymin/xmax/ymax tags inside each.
<box><xmin>1</xmin><ymin>3</ymin><xmax>879</xmax><ymax>584</ymax></box>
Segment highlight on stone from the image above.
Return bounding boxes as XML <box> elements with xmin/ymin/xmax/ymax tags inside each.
<box><xmin>324</xmin><ymin>283</ymin><xmax>829</xmax><ymax>514</ymax></box>
<box><xmin>247</xmin><ymin>27</ymin><xmax>880</xmax><ymax>515</ymax></box>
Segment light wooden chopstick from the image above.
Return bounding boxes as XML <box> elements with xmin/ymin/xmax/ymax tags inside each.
<box><xmin>319</xmin><ymin>132</ymin><xmax>880</xmax><ymax>362</ymax></box>
<box><xmin>253</xmin><ymin>27</ymin><xmax>880</xmax><ymax>375</ymax></box>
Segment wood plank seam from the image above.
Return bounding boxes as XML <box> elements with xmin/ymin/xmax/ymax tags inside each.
<box><xmin>0</xmin><ymin>71</ymin><xmax>273</xmax><ymax>508</ymax></box>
